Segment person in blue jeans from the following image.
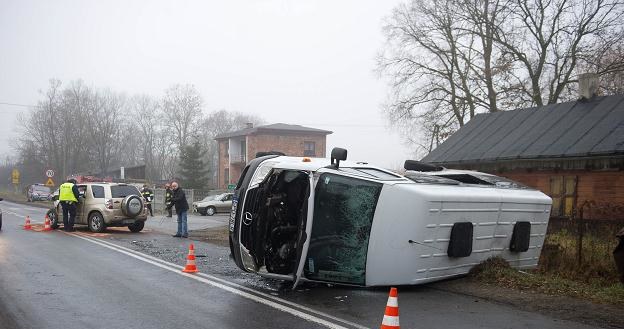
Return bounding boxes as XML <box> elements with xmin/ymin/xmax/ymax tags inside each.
<box><xmin>169</xmin><ymin>181</ymin><xmax>189</xmax><ymax>238</ymax></box>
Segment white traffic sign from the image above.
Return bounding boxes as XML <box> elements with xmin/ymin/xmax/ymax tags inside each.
<box><xmin>46</xmin><ymin>169</ymin><xmax>55</xmax><ymax>178</ymax></box>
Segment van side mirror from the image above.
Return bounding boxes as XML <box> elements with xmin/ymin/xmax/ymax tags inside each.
<box><xmin>329</xmin><ymin>147</ymin><xmax>348</xmax><ymax>169</ymax></box>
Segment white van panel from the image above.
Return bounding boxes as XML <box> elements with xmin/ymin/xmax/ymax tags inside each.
<box><xmin>365</xmin><ymin>184</ymin><xmax>551</xmax><ymax>286</ymax></box>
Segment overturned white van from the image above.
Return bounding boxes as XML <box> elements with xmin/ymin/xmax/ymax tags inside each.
<box><xmin>228</xmin><ymin>148</ymin><xmax>552</xmax><ymax>287</ymax></box>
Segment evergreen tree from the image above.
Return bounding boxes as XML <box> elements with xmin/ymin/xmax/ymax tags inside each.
<box><xmin>178</xmin><ymin>142</ymin><xmax>209</xmax><ymax>190</ymax></box>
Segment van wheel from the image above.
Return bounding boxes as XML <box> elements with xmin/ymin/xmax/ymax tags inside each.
<box><xmin>47</xmin><ymin>209</ymin><xmax>59</xmax><ymax>229</ymax></box>
<box><xmin>206</xmin><ymin>206</ymin><xmax>216</xmax><ymax>216</ymax></box>
<box><xmin>88</xmin><ymin>212</ymin><xmax>106</xmax><ymax>233</ymax></box>
<box><xmin>128</xmin><ymin>221</ymin><xmax>144</xmax><ymax>233</ymax></box>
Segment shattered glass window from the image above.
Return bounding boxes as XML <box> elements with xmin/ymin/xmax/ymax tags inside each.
<box><xmin>304</xmin><ymin>173</ymin><xmax>382</xmax><ymax>285</ymax></box>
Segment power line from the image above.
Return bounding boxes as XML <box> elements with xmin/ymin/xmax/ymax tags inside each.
<box><xmin>0</xmin><ymin>102</ymin><xmax>39</xmax><ymax>110</ymax></box>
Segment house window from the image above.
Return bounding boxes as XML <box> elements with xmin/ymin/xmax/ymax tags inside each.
<box><xmin>224</xmin><ymin>168</ymin><xmax>230</xmax><ymax>186</ymax></box>
<box><xmin>550</xmin><ymin>176</ymin><xmax>577</xmax><ymax>217</ymax></box>
<box><xmin>304</xmin><ymin>141</ymin><xmax>316</xmax><ymax>157</ymax></box>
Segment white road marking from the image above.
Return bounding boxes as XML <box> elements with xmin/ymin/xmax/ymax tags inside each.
<box><xmin>69</xmin><ymin>232</ymin><xmax>368</xmax><ymax>329</ymax></box>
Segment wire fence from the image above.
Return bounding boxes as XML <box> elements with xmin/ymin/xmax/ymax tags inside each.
<box><xmin>152</xmin><ymin>188</ymin><xmax>229</xmax><ymax>214</ymax></box>
<box><xmin>542</xmin><ymin>201</ymin><xmax>624</xmax><ymax>283</ymax></box>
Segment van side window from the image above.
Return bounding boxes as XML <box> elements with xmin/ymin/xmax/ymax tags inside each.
<box><xmin>91</xmin><ymin>186</ymin><xmax>105</xmax><ymax>198</ymax></box>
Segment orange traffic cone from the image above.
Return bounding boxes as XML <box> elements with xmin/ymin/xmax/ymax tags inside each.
<box><xmin>380</xmin><ymin>287</ymin><xmax>400</xmax><ymax>329</ymax></box>
<box><xmin>182</xmin><ymin>243</ymin><xmax>199</xmax><ymax>273</ymax></box>
<box><xmin>24</xmin><ymin>216</ymin><xmax>32</xmax><ymax>230</ymax></box>
<box><xmin>43</xmin><ymin>215</ymin><xmax>52</xmax><ymax>231</ymax></box>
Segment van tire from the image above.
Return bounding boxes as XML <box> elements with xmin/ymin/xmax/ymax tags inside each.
<box><xmin>206</xmin><ymin>206</ymin><xmax>216</xmax><ymax>216</ymax></box>
<box><xmin>47</xmin><ymin>209</ymin><xmax>59</xmax><ymax>229</ymax></box>
<box><xmin>128</xmin><ymin>221</ymin><xmax>144</xmax><ymax>233</ymax></box>
<box><xmin>88</xmin><ymin>212</ymin><xmax>106</xmax><ymax>233</ymax></box>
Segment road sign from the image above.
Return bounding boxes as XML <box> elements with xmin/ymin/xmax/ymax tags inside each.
<box><xmin>46</xmin><ymin>169</ymin><xmax>55</xmax><ymax>178</ymax></box>
<box><xmin>11</xmin><ymin>168</ymin><xmax>20</xmax><ymax>185</ymax></box>
<box><xmin>45</xmin><ymin>177</ymin><xmax>55</xmax><ymax>187</ymax></box>
<box><xmin>227</xmin><ymin>184</ymin><xmax>236</xmax><ymax>190</ymax></box>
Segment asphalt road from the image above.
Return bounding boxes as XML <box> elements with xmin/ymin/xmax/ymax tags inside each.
<box><xmin>0</xmin><ymin>201</ymin><xmax>602</xmax><ymax>329</ymax></box>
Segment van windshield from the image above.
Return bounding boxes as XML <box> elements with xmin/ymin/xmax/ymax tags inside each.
<box><xmin>304</xmin><ymin>173</ymin><xmax>382</xmax><ymax>285</ymax></box>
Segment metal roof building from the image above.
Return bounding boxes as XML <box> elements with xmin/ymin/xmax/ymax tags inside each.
<box><xmin>422</xmin><ymin>95</ymin><xmax>624</xmax><ymax>219</ymax></box>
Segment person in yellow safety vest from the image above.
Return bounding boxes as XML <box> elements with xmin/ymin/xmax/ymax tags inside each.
<box><xmin>59</xmin><ymin>178</ymin><xmax>80</xmax><ymax>232</ymax></box>
<box><xmin>140</xmin><ymin>184</ymin><xmax>154</xmax><ymax>216</ymax></box>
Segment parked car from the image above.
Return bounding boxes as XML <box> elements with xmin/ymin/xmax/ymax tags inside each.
<box><xmin>27</xmin><ymin>184</ymin><xmax>52</xmax><ymax>202</ymax></box>
<box><xmin>228</xmin><ymin>148</ymin><xmax>552</xmax><ymax>287</ymax></box>
<box><xmin>192</xmin><ymin>193</ymin><xmax>233</xmax><ymax>216</ymax></box>
<box><xmin>46</xmin><ymin>182</ymin><xmax>147</xmax><ymax>233</ymax></box>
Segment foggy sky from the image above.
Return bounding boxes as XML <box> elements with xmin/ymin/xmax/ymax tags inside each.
<box><xmin>0</xmin><ymin>0</ymin><xmax>413</xmax><ymax>169</ymax></box>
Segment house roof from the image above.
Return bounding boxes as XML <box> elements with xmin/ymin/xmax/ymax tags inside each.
<box><xmin>422</xmin><ymin>95</ymin><xmax>624</xmax><ymax>165</ymax></box>
<box><xmin>214</xmin><ymin>123</ymin><xmax>333</xmax><ymax>140</ymax></box>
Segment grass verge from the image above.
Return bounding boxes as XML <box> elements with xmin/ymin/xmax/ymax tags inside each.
<box><xmin>189</xmin><ymin>225</ymin><xmax>229</xmax><ymax>247</ymax></box>
<box><xmin>0</xmin><ymin>190</ymin><xmax>53</xmax><ymax>209</ymax></box>
<box><xmin>470</xmin><ymin>257</ymin><xmax>624</xmax><ymax>305</ymax></box>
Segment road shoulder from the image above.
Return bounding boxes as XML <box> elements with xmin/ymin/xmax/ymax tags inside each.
<box><xmin>432</xmin><ymin>278</ymin><xmax>624</xmax><ymax>329</ymax></box>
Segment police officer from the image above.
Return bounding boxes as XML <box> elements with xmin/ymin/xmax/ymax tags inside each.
<box><xmin>59</xmin><ymin>178</ymin><xmax>80</xmax><ymax>232</ymax></box>
<box><xmin>165</xmin><ymin>183</ymin><xmax>173</xmax><ymax>217</ymax></box>
<box><xmin>141</xmin><ymin>184</ymin><xmax>154</xmax><ymax>216</ymax></box>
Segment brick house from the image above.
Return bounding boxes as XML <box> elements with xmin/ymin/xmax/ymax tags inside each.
<box><xmin>422</xmin><ymin>93</ymin><xmax>624</xmax><ymax>219</ymax></box>
<box><xmin>214</xmin><ymin>123</ymin><xmax>332</xmax><ymax>189</ymax></box>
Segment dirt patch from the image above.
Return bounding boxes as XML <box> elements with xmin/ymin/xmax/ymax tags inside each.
<box><xmin>432</xmin><ymin>278</ymin><xmax>624</xmax><ymax>329</ymax></box>
<box><xmin>188</xmin><ymin>225</ymin><xmax>229</xmax><ymax>247</ymax></box>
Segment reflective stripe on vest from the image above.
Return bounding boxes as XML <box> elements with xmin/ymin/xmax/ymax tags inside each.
<box><xmin>59</xmin><ymin>183</ymin><xmax>78</xmax><ymax>202</ymax></box>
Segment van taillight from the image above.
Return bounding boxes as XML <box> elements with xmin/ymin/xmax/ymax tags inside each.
<box><xmin>105</xmin><ymin>199</ymin><xmax>113</xmax><ymax>209</ymax></box>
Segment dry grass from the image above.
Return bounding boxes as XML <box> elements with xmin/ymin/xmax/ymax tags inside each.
<box><xmin>540</xmin><ymin>229</ymin><xmax>620</xmax><ymax>285</ymax></box>
<box><xmin>470</xmin><ymin>256</ymin><xmax>624</xmax><ymax>305</ymax></box>
<box><xmin>0</xmin><ymin>190</ymin><xmax>53</xmax><ymax>208</ymax></box>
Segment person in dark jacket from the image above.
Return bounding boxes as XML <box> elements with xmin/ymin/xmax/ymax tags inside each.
<box><xmin>59</xmin><ymin>178</ymin><xmax>80</xmax><ymax>232</ymax></box>
<box><xmin>164</xmin><ymin>183</ymin><xmax>173</xmax><ymax>217</ymax></box>
<box><xmin>140</xmin><ymin>184</ymin><xmax>154</xmax><ymax>216</ymax></box>
<box><xmin>170</xmin><ymin>181</ymin><xmax>189</xmax><ymax>238</ymax></box>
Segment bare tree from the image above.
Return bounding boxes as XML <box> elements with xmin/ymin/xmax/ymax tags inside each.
<box><xmin>15</xmin><ymin>80</ymin><xmax>263</xmax><ymax>185</ymax></box>
<box><xmin>161</xmin><ymin>84</ymin><xmax>203</xmax><ymax>150</ymax></box>
<box><xmin>379</xmin><ymin>0</ymin><xmax>624</xmax><ymax>153</ymax></box>
<box><xmin>87</xmin><ymin>89</ymin><xmax>125</xmax><ymax>175</ymax></box>
<box><xmin>132</xmin><ymin>94</ymin><xmax>161</xmax><ymax>180</ymax></box>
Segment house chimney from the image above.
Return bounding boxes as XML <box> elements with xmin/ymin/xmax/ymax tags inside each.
<box><xmin>578</xmin><ymin>73</ymin><xmax>599</xmax><ymax>100</ymax></box>
<box><xmin>246</xmin><ymin>122</ymin><xmax>253</xmax><ymax>129</ymax></box>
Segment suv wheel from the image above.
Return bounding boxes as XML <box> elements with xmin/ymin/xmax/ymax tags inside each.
<box><xmin>128</xmin><ymin>221</ymin><xmax>144</xmax><ymax>233</ymax></box>
<box><xmin>206</xmin><ymin>206</ymin><xmax>216</xmax><ymax>216</ymax></box>
<box><xmin>46</xmin><ymin>209</ymin><xmax>59</xmax><ymax>229</ymax></box>
<box><xmin>121</xmin><ymin>195</ymin><xmax>143</xmax><ymax>217</ymax></box>
<box><xmin>88</xmin><ymin>212</ymin><xmax>106</xmax><ymax>233</ymax></box>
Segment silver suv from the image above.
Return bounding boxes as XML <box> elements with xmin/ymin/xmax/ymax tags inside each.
<box><xmin>47</xmin><ymin>183</ymin><xmax>147</xmax><ymax>233</ymax></box>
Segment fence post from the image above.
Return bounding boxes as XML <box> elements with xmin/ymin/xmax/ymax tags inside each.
<box><xmin>577</xmin><ymin>204</ymin><xmax>585</xmax><ymax>267</ymax></box>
